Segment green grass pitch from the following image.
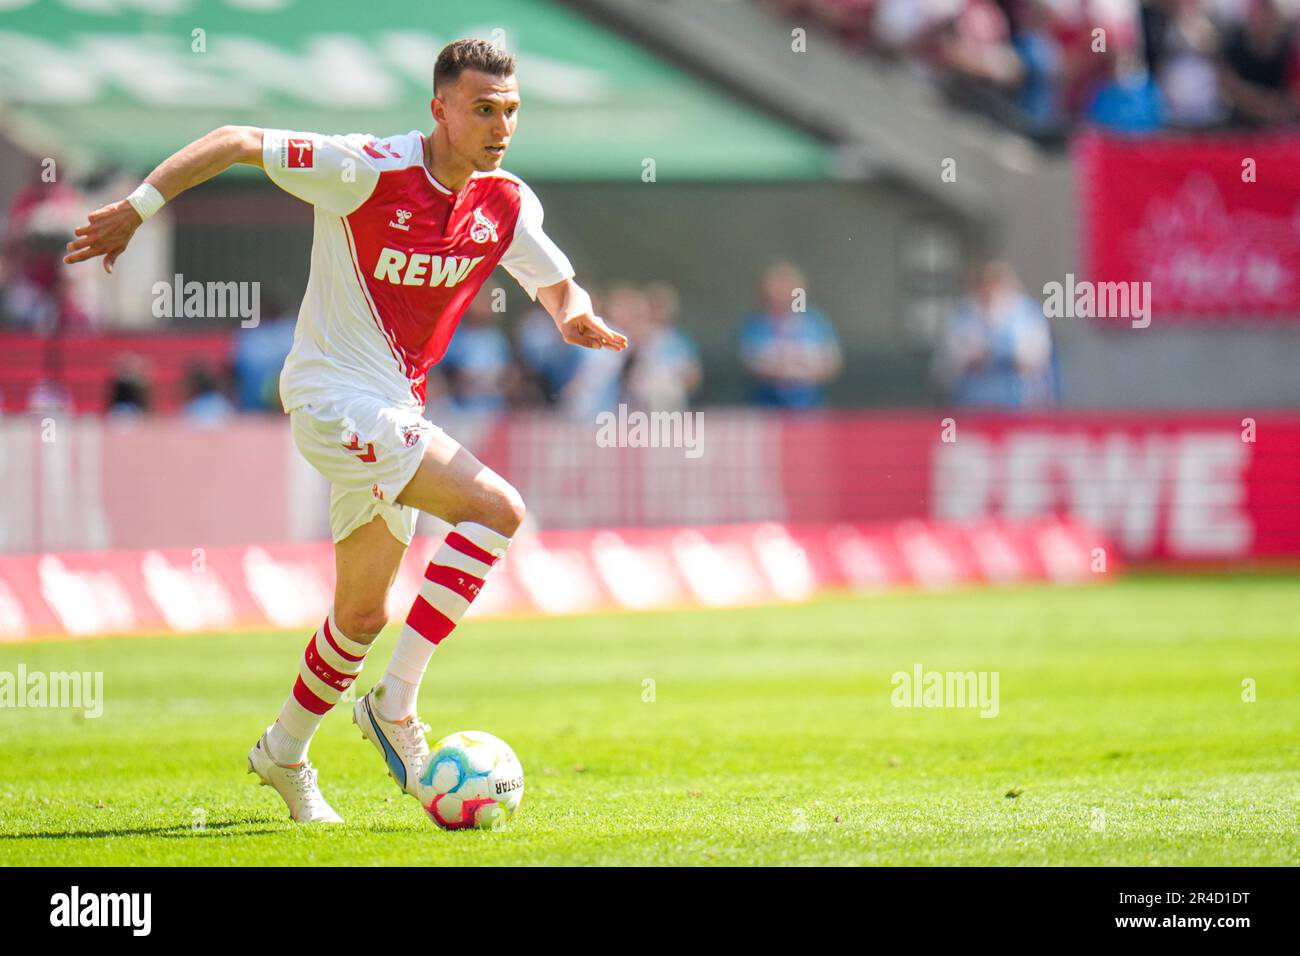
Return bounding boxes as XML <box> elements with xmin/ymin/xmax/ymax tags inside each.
<box><xmin>1</xmin><ymin>573</ymin><xmax>1297</xmax><ymax>866</ymax></box>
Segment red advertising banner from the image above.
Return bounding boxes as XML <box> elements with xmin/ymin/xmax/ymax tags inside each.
<box><xmin>1078</xmin><ymin>131</ymin><xmax>1300</xmax><ymax>319</ymax></box>
<box><xmin>777</xmin><ymin>412</ymin><xmax>1299</xmax><ymax>561</ymax></box>
<box><xmin>0</xmin><ymin>411</ymin><xmax>1295</xmax><ymax>563</ymax></box>
<box><xmin>913</xmin><ymin>413</ymin><xmax>1298</xmax><ymax>562</ymax></box>
<box><xmin>0</xmin><ymin>518</ymin><xmax>1110</xmax><ymax>642</ymax></box>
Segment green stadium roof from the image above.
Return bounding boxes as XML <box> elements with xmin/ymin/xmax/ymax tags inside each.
<box><xmin>0</xmin><ymin>0</ymin><xmax>831</xmax><ymax>181</ymax></box>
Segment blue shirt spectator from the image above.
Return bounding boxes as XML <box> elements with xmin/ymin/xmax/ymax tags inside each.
<box><xmin>441</xmin><ymin>300</ymin><xmax>516</xmax><ymax>414</ymax></box>
<box><xmin>1013</xmin><ymin>22</ymin><xmax>1063</xmax><ymax>134</ymax></box>
<box><xmin>626</xmin><ymin>325</ymin><xmax>700</xmax><ymax>410</ymax></box>
<box><xmin>740</xmin><ymin>262</ymin><xmax>842</xmax><ymax>409</ymax></box>
<box><xmin>517</xmin><ymin>305</ymin><xmax>580</xmax><ymax>402</ymax></box>
<box><xmin>181</xmin><ymin>362</ymin><xmax>235</xmax><ymax>425</ymax></box>
<box><xmin>1085</xmin><ymin>54</ymin><xmax>1165</xmax><ymax>134</ymax></box>
<box><xmin>183</xmin><ymin>390</ymin><xmax>236</xmax><ymax>425</ymax></box>
<box><xmin>232</xmin><ymin>316</ymin><xmax>295</xmax><ymax>411</ymax></box>
<box><xmin>622</xmin><ymin>281</ymin><xmax>701</xmax><ymax>412</ymax></box>
<box><xmin>934</xmin><ymin>261</ymin><xmax>1055</xmax><ymax>408</ymax></box>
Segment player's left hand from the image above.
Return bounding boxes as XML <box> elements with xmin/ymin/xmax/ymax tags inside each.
<box><xmin>557</xmin><ymin>312</ymin><xmax>629</xmax><ymax>351</ymax></box>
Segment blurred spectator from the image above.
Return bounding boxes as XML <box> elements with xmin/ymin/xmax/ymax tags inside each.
<box><xmin>934</xmin><ymin>0</ymin><xmax>1024</xmax><ymax>89</ymax></box>
<box><xmin>420</xmin><ymin>365</ymin><xmax>456</xmax><ymax>423</ymax></box>
<box><xmin>762</xmin><ymin>0</ymin><xmax>1300</xmax><ymax>137</ymax></box>
<box><xmin>25</xmin><ymin>378</ymin><xmax>72</xmax><ymax>415</ymax></box>
<box><xmin>1141</xmin><ymin>0</ymin><xmax>1173</xmax><ymax>77</ymax></box>
<box><xmin>740</xmin><ymin>261</ymin><xmax>842</xmax><ymax>409</ymax></box>
<box><xmin>1218</xmin><ymin>0</ymin><xmax>1295</xmax><ymax>127</ymax></box>
<box><xmin>181</xmin><ymin>363</ymin><xmax>235</xmax><ymax>425</ymax></box>
<box><xmin>933</xmin><ymin>260</ymin><xmax>1055</xmax><ymax>407</ymax></box>
<box><xmin>1151</xmin><ymin>0</ymin><xmax>1227</xmax><ymax>128</ymax></box>
<box><xmin>872</xmin><ymin>0</ymin><xmax>952</xmax><ymax>55</ymax></box>
<box><xmin>440</xmin><ymin>293</ymin><xmax>521</xmax><ymax>413</ymax></box>
<box><xmin>558</xmin><ymin>284</ymin><xmax>634</xmax><ymax>419</ymax></box>
<box><xmin>24</xmin><ymin>335</ymin><xmax>72</xmax><ymax>413</ymax></box>
<box><xmin>231</xmin><ymin>294</ymin><xmax>296</xmax><ymax>412</ymax></box>
<box><xmin>806</xmin><ymin>0</ymin><xmax>878</xmax><ymax>48</ymax></box>
<box><xmin>1012</xmin><ymin>0</ymin><xmax>1068</xmax><ymax>136</ymax></box>
<box><xmin>621</xmin><ymin>281</ymin><xmax>702</xmax><ymax>412</ymax></box>
<box><xmin>1052</xmin><ymin>1</ymin><xmax>1118</xmax><ymax>120</ymax></box>
<box><xmin>517</xmin><ymin>301</ymin><xmax>581</xmax><ymax>404</ymax></box>
<box><xmin>2</xmin><ymin>161</ymin><xmax>92</xmax><ymax>332</ymax></box>
<box><xmin>1084</xmin><ymin>46</ymin><xmax>1165</xmax><ymax>132</ymax></box>
<box><xmin>105</xmin><ymin>354</ymin><xmax>152</xmax><ymax>417</ymax></box>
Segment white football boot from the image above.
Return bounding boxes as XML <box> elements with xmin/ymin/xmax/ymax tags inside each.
<box><xmin>352</xmin><ymin>686</ymin><xmax>430</xmax><ymax>799</ymax></box>
<box><xmin>247</xmin><ymin>730</ymin><xmax>344</xmax><ymax>823</ymax></box>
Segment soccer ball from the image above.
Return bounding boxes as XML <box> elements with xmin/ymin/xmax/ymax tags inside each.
<box><xmin>418</xmin><ymin>730</ymin><xmax>524</xmax><ymax>830</ymax></box>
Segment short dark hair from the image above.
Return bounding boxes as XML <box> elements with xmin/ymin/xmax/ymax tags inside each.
<box><xmin>434</xmin><ymin>39</ymin><xmax>516</xmax><ymax>95</ymax></box>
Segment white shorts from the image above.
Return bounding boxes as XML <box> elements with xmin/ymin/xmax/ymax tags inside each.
<box><xmin>289</xmin><ymin>393</ymin><xmax>440</xmax><ymax>545</ymax></box>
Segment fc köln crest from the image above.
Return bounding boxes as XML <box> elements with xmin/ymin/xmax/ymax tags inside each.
<box><xmin>469</xmin><ymin>208</ymin><xmax>498</xmax><ymax>244</ymax></box>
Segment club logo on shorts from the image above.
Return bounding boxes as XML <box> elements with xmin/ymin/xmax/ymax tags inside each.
<box><xmin>401</xmin><ymin>424</ymin><xmax>421</xmax><ymax>447</ymax></box>
<box><xmin>390</xmin><ymin>209</ymin><xmax>412</xmax><ymax>232</ymax></box>
<box><xmin>469</xmin><ymin>208</ymin><xmax>498</xmax><ymax>244</ymax></box>
<box><xmin>372</xmin><ymin>483</ymin><xmax>385</xmax><ymax>501</ymax></box>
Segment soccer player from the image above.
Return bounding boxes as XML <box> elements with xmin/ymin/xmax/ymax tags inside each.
<box><xmin>64</xmin><ymin>39</ymin><xmax>628</xmax><ymax>822</ymax></box>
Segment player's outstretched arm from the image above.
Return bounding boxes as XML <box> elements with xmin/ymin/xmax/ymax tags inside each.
<box><xmin>64</xmin><ymin>125</ymin><xmax>264</xmax><ymax>273</ymax></box>
<box><xmin>537</xmin><ymin>278</ymin><xmax>629</xmax><ymax>351</ymax></box>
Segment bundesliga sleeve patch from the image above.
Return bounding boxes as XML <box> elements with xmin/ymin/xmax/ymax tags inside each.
<box><xmin>284</xmin><ymin>138</ymin><xmax>315</xmax><ymax>169</ymax></box>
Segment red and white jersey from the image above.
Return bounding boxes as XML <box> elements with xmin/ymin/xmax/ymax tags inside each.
<box><xmin>262</xmin><ymin>129</ymin><xmax>574</xmax><ymax>410</ymax></box>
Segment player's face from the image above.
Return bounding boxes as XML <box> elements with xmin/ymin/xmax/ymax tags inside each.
<box><xmin>435</xmin><ymin>71</ymin><xmax>520</xmax><ymax>172</ymax></box>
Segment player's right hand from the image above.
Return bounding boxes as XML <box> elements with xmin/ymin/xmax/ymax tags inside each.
<box><xmin>64</xmin><ymin>199</ymin><xmax>143</xmax><ymax>273</ymax></box>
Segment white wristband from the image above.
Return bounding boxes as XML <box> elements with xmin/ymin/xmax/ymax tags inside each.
<box><xmin>126</xmin><ymin>182</ymin><xmax>165</xmax><ymax>222</ymax></box>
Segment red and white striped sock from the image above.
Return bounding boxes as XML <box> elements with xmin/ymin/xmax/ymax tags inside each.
<box><xmin>376</xmin><ymin>522</ymin><xmax>511</xmax><ymax>721</ymax></box>
<box><xmin>266</xmin><ymin>610</ymin><xmax>370</xmax><ymax>766</ymax></box>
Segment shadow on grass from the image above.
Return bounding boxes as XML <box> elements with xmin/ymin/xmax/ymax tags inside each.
<box><xmin>0</xmin><ymin>819</ymin><xmax>295</xmax><ymax>841</ymax></box>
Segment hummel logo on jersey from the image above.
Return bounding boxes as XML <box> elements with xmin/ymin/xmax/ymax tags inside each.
<box><xmin>363</xmin><ymin>140</ymin><xmax>399</xmax><ymax>160</ymax></box>
<box><xmin>469</xmin><ymin>208</ymin><xmax>498</xmax><ymax>244</ymax></box>
<box><xmin>389</xmin><ymin>209</ymin><xmax>412</xmax><ymax>231</ymax></box>
<box><xmin>373</xmin><ymin>248</ymin><xmax>484</xmax><ymax>287</ymax></box>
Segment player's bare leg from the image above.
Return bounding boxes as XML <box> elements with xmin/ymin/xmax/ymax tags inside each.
<box><xmin>332</xmin><ymin>513</ymin><xmax>409</xmax><ymax>643</ymax></box>
<box><xmin>250</xmin><ymin>515</ymin><xmax>408</xmax><ymax>821</ymax></box>
<box><xmin>355</xmin><ymin>427</ymin><xmax>523</xmax><ymax>797</ymax></box>
<box><xmin>394</xmin><ymin>425</ymin><xmax>526</xmax><ymax>533</ymax></box>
